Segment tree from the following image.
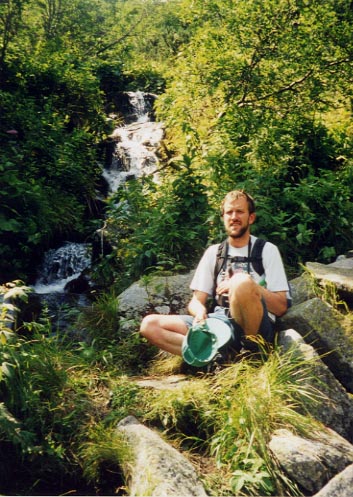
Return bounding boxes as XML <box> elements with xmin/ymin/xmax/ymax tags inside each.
<box><xmin>0</xmin><ymin>0</ymin><xmax>28</xmax><ymax>68</ymax></box>
<box><xmin>154</xmin><ymin>0</ymin><xmax>353</xmax><ymax>265</ymax></box>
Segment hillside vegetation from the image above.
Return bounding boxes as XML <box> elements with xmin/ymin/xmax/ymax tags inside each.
<box><xmin>1</xmin><ymin>0</ymin><xmax>352</xmax><ymax>285</ymax></box>
<box><xmin>1</xmin><ymin>0</ymin><xmax>353</xmax><ymax>495</ymax></box>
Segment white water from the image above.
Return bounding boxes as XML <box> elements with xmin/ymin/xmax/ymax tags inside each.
<box><xmin>103</xmin><ymin>91</ymin><xmax>163</xmax><ymax>192</ymax></box>
<box><xmin>33</xmin><ymin>242</ymin><xmax>91</xmax><ymax>294</ymax></box>
<box><xmin>127</xmin><ymin>90</ymin><xmax>150</xmax><ymax>123</ymax></box>
<box><xmin>33</xmin><ymin>92</ymin><xmax>163</xmax><ymax>295</ymax></box>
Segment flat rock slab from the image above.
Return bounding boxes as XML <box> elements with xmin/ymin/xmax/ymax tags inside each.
<box><xmin>306</xmin><ymin>261</ymin><xmax>353</xmax><ymax>295</ymax></box>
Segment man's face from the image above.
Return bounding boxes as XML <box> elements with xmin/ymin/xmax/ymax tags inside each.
<box><xmin>223</xmin><ymin>197</ymin><xmax>256</xmax><ymax>239</ymax></box>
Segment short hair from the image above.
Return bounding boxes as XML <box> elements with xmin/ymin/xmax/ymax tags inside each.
<box><xmin>221</xmin><ymin>190</ymin><xmax>256</xmax><ymax>215</ymax></box>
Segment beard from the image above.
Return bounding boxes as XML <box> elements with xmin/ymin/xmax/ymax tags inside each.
<box><xmin>227</xmin><ymin>223</ymin><xmax>249</xmax><ymax>239</ymax></box>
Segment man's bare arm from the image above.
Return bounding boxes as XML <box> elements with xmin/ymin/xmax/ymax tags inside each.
<box><xmin>187</xmin><ymin>290</ymin><xmax>209</xmax><ymax>323</ymax></box>
<box><xmin>260</xmin><ymin>289</ymin><xmax>288</xmax><ymax>316</ymax></box>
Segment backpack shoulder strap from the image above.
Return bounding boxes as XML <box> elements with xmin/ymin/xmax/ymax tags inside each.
<box><xmin>214</xmin><ymin>239</ymin><xmax>228</xmax><ymax>289</ymax></box>
<box><xmin>215</xmin><ymin>237</ymin><xmax>266</xmax><ymax>283</ymax></box>
<box><xmin>250</xmin><ymin>238</ymin><xmax>266</xmax><ymax>276</ymax></box>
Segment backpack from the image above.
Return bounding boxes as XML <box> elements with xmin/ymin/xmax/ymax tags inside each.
<box><xmin>214</xmin><ymin>237</ymin><xmax>267</xmax><ymax>286</ymax></box>
<box><xmin>212</xmin><ymin>237</ymin><xmax>292</xmax><ymax>310</ymax></box>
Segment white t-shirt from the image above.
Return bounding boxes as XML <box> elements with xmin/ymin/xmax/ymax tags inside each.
<box><xmin>190</xmin><ymin>235</ymin><xmax>291</xmax><ymax>319</ymax></box>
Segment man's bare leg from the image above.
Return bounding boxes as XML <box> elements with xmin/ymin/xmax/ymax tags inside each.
<box><xmin>228</xmin><ymin>273</ymin><xmax>263</xmax><ymax>337</ymax></box>
<box><xmin>140</xmin><ymin>314</ymin><xmax>188</xmax><ymax>356</ymax></box>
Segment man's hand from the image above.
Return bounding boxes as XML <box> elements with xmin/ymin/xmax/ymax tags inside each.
<box><xmin>193</xmin><ymin>313</ymin><xmax>207</xmax><ymax>325</ymax></box>
<box><xmin>188</xmin><ymin>290</ymin><xmax>209</xmax><ymax>324</ymax></box>
<box><xmin>216</xmin><ymin>279</ymin><xmax>231</xmax><ymax>296</ymax></box>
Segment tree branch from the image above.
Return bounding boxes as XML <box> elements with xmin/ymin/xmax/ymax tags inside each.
<box><xmin>85</xmin><ymin>10</ymin><xmax>146</xmax><ymax>57</ymax></box>
<box><xmin>237</xmin><ymin>57</ymin><xmax>351</xmax><ymax>107</ymax></box>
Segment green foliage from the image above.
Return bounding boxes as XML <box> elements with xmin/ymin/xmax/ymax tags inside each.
<box><xmin>0</xmin><ymin>64</ymin><xmax>105</xmax><ymax>280</ymax></box>
<box><xmin>236</xmin><ymin>165</ymin><xmax>353</xmax><ymax>268</ymax></box>
<box><xmin>104</xmin><ymin>167</ymin><xmax>210</xmax><ymax>282</ymax></box>
<box><xmin>209</xmin><ymin>350</ymin><xmax>321</xmax><ymax>496</ymax></box>
<box><xmin>77</xmin><ymin>290</ymin><xmax>120</xmax><ymax>343</ymax></box>
<box><xmin>75</xmin><ymin>289</ymin><xmax>155</xmax><ymax>374</ymax></box>
<box><xmin>78</xmin><ymin>423</ymin><xmax>129</xmax><ymax>492</ymax></box>
<box><xmin>143</xmin><ymin>378</ymin><xmax>216</xmax><ymax>446</ymax></box>
<box><xmin>0</xmin><ymin>280</ymin><xmax>31</xmax><ymax>339</ymax></box>
<box><xmin>105</xmin><ymin>377</ymin><xmax>143</xmax><ymax>423</ymax></box>
<box><xmin>154</xmin><ymin>0</ymin><xmax>353</xmax><ymax>270</ymax></box>
<box><xmin>0</xmin><ymin>310</ymin><xmax>112</xmax><ymax>492</ymax></box>
<box><xmin>1</xmin><ymin>2</ymin><xmax>353</xmax><ymax>492</ymax></box>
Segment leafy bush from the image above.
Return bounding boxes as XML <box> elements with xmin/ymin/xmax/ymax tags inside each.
<box><xmin>239</xmin><ymin>166</ymin><xmax>353</xmax><ymax>269</ymax></box>
<box><xmin>104</xmin><ymin>166</ymin><xmax>210</xmax><ymax>283</ymax></box>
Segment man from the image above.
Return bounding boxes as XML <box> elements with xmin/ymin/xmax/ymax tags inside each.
<box><xmin>140</xmin><ymin>190</ymin><xmax>291</xmax><ymax>358</ymax></box>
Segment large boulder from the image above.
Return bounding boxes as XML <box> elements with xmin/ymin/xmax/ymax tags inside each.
<box><xmin>278</xmin><ymin>329</ymin><xmax>353</xmax><ymax>443</ymax></box>
<box><xmin>116</xmin><ymin>415</ymin><xmax>207</xmax><ymax>496</ymax></box>
<box><xmin>117</xmin><ymin>271</ymin><xmax>194</xmax><ymax>332</ymax></box>
<box><xmin>277</xmin><ymin>298</ymin><xmax>353</xmax><ymax>393</ymax></box>
<box><xmin>269</xmin><ymin>427</ymin><xmax>353</xmax><ymax>494</ymax></box>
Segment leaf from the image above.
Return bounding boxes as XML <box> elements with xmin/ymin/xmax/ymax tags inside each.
<box><xmin>4</xmin><ymin>286</ymin><xmax>30</xmax><ymax>303</ymax></box>
<box><xmin>0</xmin><ymin>214</ymin><xmax>22</xmax><ymax>233</ymax></box>
<box><xmin>2</xmin><ymin>362</ymin><xmax>15</xmax><ymax>379</ymax></box>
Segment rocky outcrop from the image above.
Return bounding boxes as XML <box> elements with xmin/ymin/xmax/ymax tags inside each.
<box><xmin>115</xmin><ymin>252</ymin><xmax>353</xmax><ymax>496</ymax></box>
<box><xmin>278</xmin><ymin>329</ymin><xmax>353</xmax><ymax>443</ymax></box>
<box><xmin>277</xmin><ymin>297</ymin><xmax>353</xmax><ymax>393</ymax></box>
<box><xmin>117</xmin><ymin>271</ymin><xmax>194</xmax><ymax>332</ymax></box>
<box><xmin>269</xmin><ymin>427</ymin><xmax>353</xmax><ymax>494</ymax></box>
<box><xmin>116</xmin><ymin>416</ymin><xmax>207</xmax><ymax>497</ymax></box>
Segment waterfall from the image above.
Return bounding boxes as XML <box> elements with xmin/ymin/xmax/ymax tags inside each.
<box><xmin>33</xmin><ymin>91</ymin><xmax>163</xmax><ymax>299</ymax></box>
<box><xmin>126</xmin><ymin>90</ymin><xmax>150</xmax><ymax>123</ymax></box>
<box><xmin>103</xmin><ymin>91</ymin><xmax>164</xmax><ymax>193</ymax></box>
<box><xmin>33</xmin><ymin>242</ymin><xmax>91</xmax><ymax>294</ymax></box>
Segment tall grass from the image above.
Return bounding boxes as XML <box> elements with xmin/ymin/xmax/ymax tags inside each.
<box><xmin>1</xmin><ymin>281</ymin><xmax>350</xmax><ymax>495</ymax></box>
<box><xmin>142</xmin><ymin>348</ymin><xmax>324</xmax><ymax>496</ymax></box>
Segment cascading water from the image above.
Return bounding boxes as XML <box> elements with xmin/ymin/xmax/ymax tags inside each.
<box><xmin>103</xmin><ymin>91</ymin><xmax>164</xmax><ymax>192</ymax></box>
<box><xmin>31</xmin><ymin>242</ymin><xmax>92</xmax><ymax>332</ymax></box>
<box><xmin>33</xmin><ymin>91</ymin><xmax>163</xmax><ymax>300</ymax></box>
<box><xmin>126</xmin><ymin>90</ymin><xmax>150</xmax><ymax>123</ymax></box>
<box><xmin>34</xmin><ymin>242</ymin><xmax>91</xmax><ymax>294</ymax></box>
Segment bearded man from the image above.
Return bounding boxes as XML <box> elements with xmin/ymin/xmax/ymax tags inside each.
<box><xmin>140</xmin><ymin>190</ymin><xmax>291</xmax><ymax>361</ymax></box>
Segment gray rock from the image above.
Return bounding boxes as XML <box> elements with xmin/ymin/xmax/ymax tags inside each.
<box><xmin>306</xmin><ymin>260</ymin><xmax>353</xmax><ymax>303</ymax></box>
<box><xmin>278</xmin><ymin>298</ymin><xmax>353</xmax><ymax>393</ymax></box>
<box><xmin>289</xmin><ymin>273</ymin><xmax>316</xmax><ymax>306</ymax></box>
<box><xmin>117</xmin><ymin>282</ymin><xmax>149</xmax><ymax>320</ymax></box>
<box><xmin>269</xmin><ymin>428</ymin><xmax>353</xmax><ymax>494</ymax></box>
<box><xmin>116</xmin><ymin>415</ymin><xmax>207</xmax><ymax>496</ymax></box>
<box><xmin>117</xmin><ymin>271</ymin><xmax>194</xmax><ymax>333</ymax></box>
<box><xmin>278</xmin><ymin>329</ymin><xmax>353</xmax><ymax>442</ymax></box>
<box><xmin>113</xmin><ymin>258</ymin><xmax>353</xmax><ymax>496</ymax></box>
<box><xmin>313</xmin><ymin>463</ymin><xmax>353</xmax><ymax>497</ymax></box>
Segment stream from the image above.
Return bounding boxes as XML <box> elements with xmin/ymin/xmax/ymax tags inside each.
<box><xmin>31</xmin><ymin>91</ymin><xmax>163</xmax><ymax>326</ymax></box>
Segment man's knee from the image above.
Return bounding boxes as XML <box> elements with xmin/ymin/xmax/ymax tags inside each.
<box><xmin>229</xmin><ymin>273</ymin><xmax>261</xmax><ymax>301</ymax></box>
<box><xmin>140</xmin><ymin>314</ymin><xmax>159</xmax><ymax>339</ymax></box>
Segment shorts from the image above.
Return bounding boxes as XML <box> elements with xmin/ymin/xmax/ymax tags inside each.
<box><xmin>179</xmin><ymin>299</ymin><xmax>274</xmax><ymax>352</ymax></box>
